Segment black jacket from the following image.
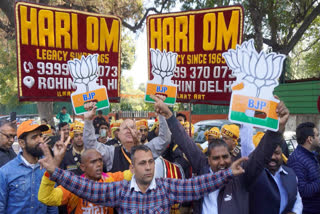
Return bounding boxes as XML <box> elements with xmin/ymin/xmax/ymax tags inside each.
<box><xmin>106</xmin><ymin>138</ymin><xmax>121</xmax><ymax>147</ymax></box>
<box><xmin>110</xmin><ymin>146</ymin><xmax>131</xmax><ymax>172</ymax></box>
<box><xmin>167</xmin><ymin>115</ymin><xmax>282</xmax><ymax>214</ymax></box>
<box><xmin>249</xmin><ymin>165</ymin><xmax>298</xmax><ymax>214</ymax></box>
<box><xmin>0</xmin><ymin>147</ymin><xmax>16</xmax><ymax>168</ymax></box>
<box><xmin>60</xmin><ymin>146</ymin><xmax>83</xmax><ymax>175</ymax></box>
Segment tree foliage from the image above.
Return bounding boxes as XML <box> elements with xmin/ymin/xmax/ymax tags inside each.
<box><xmin>0</xmin><ymin>0</ymin><xmax>147</xmax><ymax>115</ymax></box>
<box><xmin>0</xmin><ymin>40</ymin><xmax>19</xmax><ymax>108</ymax></box>
<box><xmin>290</xmin><ymin>16</ymin><xmax>320</xmax><ymax>79</ymax></box>
<box><xmin>178</xmin><ymin>0</ymin><xmax>320</xmax><ymax>54</ymax></box>
<box><xmin>121</xmin><ymin>32</ymin><xmax>136</xmax><ymax>70</ymax></box>
<box><xmin>110</xmin><ymin>76</ymin><xmax>154</xmax><ymax>112</ymax></box>
<box><xmin>176</xmin><ymin>0</ymin><xmax>320</xmax><ymax>80</ymax></box>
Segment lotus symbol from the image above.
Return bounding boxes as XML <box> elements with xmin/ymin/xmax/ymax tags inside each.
<box><xmin>222</xmin><ymin>39</ymin><xmax>286</xmax><ymax>98</ymax></box>
<box><xmin>150</xmin><ymin>48</ymin><xmax>177</xmax><ymax>85</ymax></box>
<box><xmin>68</xmin><ymin>54</ymin><xmax>99</xmax><ymax>92</ymax></box>
<box><xmin>222</xmin><ymin>40</ymin><xmax>255</xmax><ymax>78</ymax></box>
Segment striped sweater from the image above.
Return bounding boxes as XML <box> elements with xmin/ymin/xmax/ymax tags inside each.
<box><xmin>287</xmin><ymin>145</ymin><xmax>320</xmax><ymax>214</ymax></box>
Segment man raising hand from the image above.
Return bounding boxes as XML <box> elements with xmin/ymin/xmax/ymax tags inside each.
<box><xmin>39</xmin><ymin>132</ymin><xmax>247</xmax><ymax>214</ymax></box>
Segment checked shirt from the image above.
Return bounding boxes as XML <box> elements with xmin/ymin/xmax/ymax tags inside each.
<box><xmin>50</xmin><ymin>168</ymin><xmax>233</xmax><ymax>213</ymax></box>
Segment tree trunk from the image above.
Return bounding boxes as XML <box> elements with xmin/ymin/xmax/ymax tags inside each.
<box><xmin>248</xmin><ymin>0</ymin><xmax>264</xmax><ymax>52</ymax></box>
<box><xmin>37</xmin><ymin>102</ymin><xmax>54</xmax><ymax>126</ymax></box>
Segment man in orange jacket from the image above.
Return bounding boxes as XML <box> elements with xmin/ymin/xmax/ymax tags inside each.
<box><xmin>38</xmin><ymin>148</ymin><xmax>132</xmax><ymax>214</ymax></box>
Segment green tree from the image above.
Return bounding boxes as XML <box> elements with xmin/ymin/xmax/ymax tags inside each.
<box><xmin>290</xmin><ymin>16</ymin><xmax>320</xmax><ymax>79</ymax></box>
<box><xmin>0</xmin><ymin>0</ymin><xmax>172</xmax><ymax>118</ymax></box>
<box><xmin>120</xmin><ymin>76</ymin><xmax>144</xmax><ymax>111</ymax></box>
<box><xmin>110</xmin><ymin>76</ymin><xmax>155</xmax><ymax>112</ymax></box>
<box><xmin>176</xmin><ymin>0</ymin><xmax>320</xmax><ymax>80</ymax></box>
<box><xmin>178</xmin><ymin>0</ymin><xmax>320</xmax><ymax>54</ymax></box>
<box><xmin>0</xmin><ymin>40</ymin><xmax>19</xmax><ymax>108</ymax></box>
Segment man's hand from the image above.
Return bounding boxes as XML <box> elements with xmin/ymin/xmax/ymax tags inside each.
<box><xmin>150</xmin><ymin>94</ymin><xmax>173</xmax><ymax>119</ymax></box>
<box><xmin>39</xmin><ymin>143</ymin><xmax>56</xmax><ymax>174</ymax></box>
<box><xmin>127</xmin><ymin>125</ymin><xmax>141</xmax><ymax>145</ymax></box>
<box><xmin>230</xmin><ymin>157</ymin><xmax>248</xmax><ymax>176</ymax></box>
<box><xmin>43</xmin><ymin>135</ymin><xmax>51</xmax><ymax>145</ymax></box>
<box><xmin>39</xmin><ymin>133</ymin><xmax>71</xmax><ymax>174</ymax></box>
<box><xmin>98</xmin><ymin>136</ymin><xmax>108</xmax><ymax>144</ymax></box>
<box><xmin>84</xmin><ymin>102</ymin><xmax>97</xmax><ymax>121</ymax></box>
<box><xmin>275</xmin><ymin>97</ymin><xmax>289</xmax><ymax>133</ymax></box>
<box><xmin>52</xmin><ymin>134</ymin><xmax>71</xmax><ymax>166</ymax></box>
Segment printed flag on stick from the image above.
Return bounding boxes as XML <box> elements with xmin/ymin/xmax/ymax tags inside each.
<box><xmin>69</xmin><ymin>54</ymin><xmax>109</xmax><ymax>115</ymax></box>
<box><xmin>145</xmin><ymin>49</ymin><xmax>178</xmax><ymax>105</ymax></box>
<box><xmin>222</xmin><ymin>39</ymin><xmax>286</xmax><ymax>131</ymax></box>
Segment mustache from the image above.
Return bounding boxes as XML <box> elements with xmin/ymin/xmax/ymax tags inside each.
<box><xmin>269</xmin><ymin>159</ymin><xmax>279</xmax><ymax>164</ymax></box>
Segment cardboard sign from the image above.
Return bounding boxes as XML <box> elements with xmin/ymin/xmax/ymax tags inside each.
<box><xmin>147</xmin><ymin>6</ymin><xmax>244</xmax><ymax>104</ymax></box>
<box><xmin>15</xmin><ymin>2</ymin><xmax>121</xmax><ymax>102</ymax></box>
<box><xmin>145</xmin><ymin>49</ymin><xmax>178</xmax><ymax>105</ymax></box>
<box><xmin>222</xmin><ymin>39</ymin><xmax>286</xmax><ymax>131</ymax></box>
<box><xmin>69</xmin><ymin>54</ymin><xmax>109</xmax><ymax>115</ymax></box>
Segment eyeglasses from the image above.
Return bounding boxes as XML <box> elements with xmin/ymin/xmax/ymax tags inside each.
<box><xmin>0</xmin><ymin>131</ymin><xmax>16</xmax><ymax>140</ymax></box>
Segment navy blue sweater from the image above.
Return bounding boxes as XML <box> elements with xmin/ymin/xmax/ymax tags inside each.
<box><xmin>288</xmin><ymin>145</ymin><xmax>320</xmax><ymax>214</ymax></box>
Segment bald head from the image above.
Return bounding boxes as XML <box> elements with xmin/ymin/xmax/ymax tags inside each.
<box><xmin>81</xmin><ymin>149</ymin><xmax>101</xmax><ymax>164</ymax></box>
<box><xmin>80</xmin><ymin>149</ymin><xmax>103</xmax><ymax>181</ymax></box>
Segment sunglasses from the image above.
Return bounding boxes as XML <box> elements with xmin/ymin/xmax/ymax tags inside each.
<box><xmin>0</xmin><ymin>131</ymin><xmax>16</xmax><ymax>140</ymax></box>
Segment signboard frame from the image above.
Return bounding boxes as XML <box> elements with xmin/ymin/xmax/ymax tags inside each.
<box><xmin>15</xmin><ymin>1</ymin><xmax>121</xmax><ymax>102</ymax></box>
<box><xmin>146</xmin><ymin>5</ymin><xmax>244</xmax><ymax>105</ymax></box>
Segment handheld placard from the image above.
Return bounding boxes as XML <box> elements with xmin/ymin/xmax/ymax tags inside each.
<box><xmin>145</xmin><ymin>48</ymin><xmax>178</xmax><ymax>105</ymax></box>
<box><xmin>222</xmin><ymin>39</ymin><xmax>286</xmax><ymax>131</ymax></box>
<box><xmin>69</xmin><ymin>54</ymin><xmax>109</xmax><ymax>115</ymax></box>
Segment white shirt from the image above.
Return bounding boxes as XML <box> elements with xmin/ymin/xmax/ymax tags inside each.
<box><xmin>20</xmin><ymin>153</ymin><xmax>39</xmax><ymax>169</ymax></box>
<box><xmin>154</xmin><ymin>157</ymin><xmax>165</xmax><ymax>178</ymax></box>
<box><xmin>130</xmin><ymin>175</ymin><xmax>156</xmax><ymax>192</ymax></box>
<box><xmin>202</xmin><ymin>168</ymin><xmax>220</xmax><ymax>214</ymax></box>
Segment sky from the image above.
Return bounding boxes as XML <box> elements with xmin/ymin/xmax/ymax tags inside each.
<box><xmin>122</xmin><ymin>28</ymin><xmax>148</xmax><ymax>88</ymax></box>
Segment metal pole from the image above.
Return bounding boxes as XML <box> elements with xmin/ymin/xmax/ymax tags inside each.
<box><xmin>189</xmin><ymin>102</ymin><xmax>192</xmax><ymax>137</ymax></box>
<box><xmin>72</xmin><ymin>107</ymin><xmax>75</xmax><ymax>122</ymax></box>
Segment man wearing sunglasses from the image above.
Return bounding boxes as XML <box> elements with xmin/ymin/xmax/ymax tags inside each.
<box><xmin>0</xmin><ymin>120</ymin><xmax>17</xmax><ymax>168</ymax></box>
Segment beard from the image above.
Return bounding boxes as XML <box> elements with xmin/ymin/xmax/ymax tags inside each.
<box><xmin>141</xmin><ymin>135</ymin><xmax>147</xmax><ymax>143</ymax></box>
<box><xmin>25</xmin><ymin>142</ymin><xmax>43</xmax><ymax>158</ymax></box>
<box><xmin>267</xmin><ymin>159</ymin><xmax>281</xmax><ymax>172</ymax></box>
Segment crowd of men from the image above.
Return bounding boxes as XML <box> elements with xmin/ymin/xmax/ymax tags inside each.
<box><xmin>0</xmin><ymin>96</ymin><xmax>319</xmax><ymax>214</ymax></box>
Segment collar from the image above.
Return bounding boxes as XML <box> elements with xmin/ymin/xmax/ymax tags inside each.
<box><xmin>113</xmin><ymin>139</ymin><xmax>121</xmax><ymax>145</ymax></box>
<box><xmin>72</xmin><ymin>146</ymin><xmax>84</xmax><ymax>155</ymax></box>
<box><xmin>297</xmin><ymin>145</ymin><xmax>317</xmax><ymax>157</ymax></box>
<box><xmin>19</xmin><ymin>152</ymin><xmax>40</xmax><ymax>169</ymax></box>
<box><xmin>122</xmin><ymin>146</ymin><xmax>129</xmax><ymax>153</ymax></box>
<box><xmin>130</xmin><ymin>175</ymin><xmax>156</xmax><ymax>192</ymax></box>
<box><xmin>266</xmin><ymin>166</ymin><xmax>288</xmax><ymax>176</ymax></box>
<box><xmin>81</xmin><ymin>172</ymin><xmax>109</xmax><ymax>182</ymax></box>
<box><xmin>277</xmin><ymin>166</ymin><xmax>288</xmax><ymax>175</ymax></box>
<box><xmin>0</xmin><ymin>147</ymin><xmax>13</xmax><ymax>153</ymax></box>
